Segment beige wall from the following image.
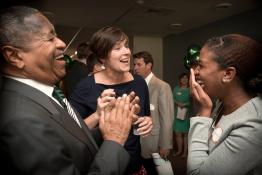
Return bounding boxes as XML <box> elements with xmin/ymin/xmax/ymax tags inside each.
<box><xmin>133</xmin><ymin>36</ymin><xmax>163</xmax><ymax>78</ymax></box>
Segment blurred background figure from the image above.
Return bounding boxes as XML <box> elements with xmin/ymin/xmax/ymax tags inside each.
<box><xmin>72</xmin><ymin>42</ymin><xmax>89</xmax><ymax>65</ymax></box>
<box><xmin>173</xmin><ymin>73</ymin><xmax>191</xmax><ymax>158</ymax></box>
<box><xmin>62</xmin><ymin>42</ymin><xmax>90</xmax><ymax>97</ymax></box>
<box><xmin>134</xmin><ymin>51</ymin><xmax>174</xmax><ymax>175</ymax></box>
<box><xmin>86</xmin><ymin>53</ymin><xmax>105</xmax><ymax>76</ymax></box>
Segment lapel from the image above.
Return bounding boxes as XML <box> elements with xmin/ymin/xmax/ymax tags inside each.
<box><xmin>2</xmin><ymin>77</ymin><xmax>98</xmax><ymax>150</ymax></box>
<box><xmin>148</xmin><ymin>75</ymin><xmax>157</xmax><ymax>91</ymax></box>
<box><xmin>147</xmin><ymin>75</ymin><xmax>161</xmax><ymax>112</ymax></box>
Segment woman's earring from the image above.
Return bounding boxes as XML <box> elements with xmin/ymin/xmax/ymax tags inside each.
<box><xmin>222</xmin><ymin>78</ymin><xmax>229</xmax><ymax>83</ymax></box>
<box><xmin>101</xmin><ymin>64</ymin><xmax>105</xmax><ymax>70</ymax></box>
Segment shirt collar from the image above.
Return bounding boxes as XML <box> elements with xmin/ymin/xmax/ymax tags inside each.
<box><xmin>5</xmin><ymin>75</ymin><xmax>54</xmax><ymax>98</ymax></box>
<box><xmin>145</xmin><ymin>72</ymin><xmax>153</xmax><ymax>85</ymax></box>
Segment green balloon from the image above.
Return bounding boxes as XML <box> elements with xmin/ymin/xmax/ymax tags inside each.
<box><xmin>183</xmin><ymin>44</ymin><xmax>201</xmax><ymax>69</ymax></box>
<box><xmin>187</xmin><ymin>44</ymin><xmax>201</xmax><ymax>56</ymax></box>
<box><xmin>183</xmin><ymin>55</ymin><xmax>191</xmax><ymax>70</ymax></box>
<box><xmin>184</xmin><ymin>52</ymin><xmax>200</xmax><ymax>70</ymax></box>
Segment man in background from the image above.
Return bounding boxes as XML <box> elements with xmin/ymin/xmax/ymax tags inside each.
<box><xmin>63</xmin><ymin>42</ymin><xmax>90</xmax><ymax>97</ymax></box>
<box><xmin>134</xmin><ymin>51</ymin><xmax>174</xmax><ymax>174</ymax></box>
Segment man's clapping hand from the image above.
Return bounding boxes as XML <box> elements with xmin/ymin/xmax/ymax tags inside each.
<box><xmin>99</xmin><ymin>94</ymin><xmax>134</xmax><ymax>145</ymax></box>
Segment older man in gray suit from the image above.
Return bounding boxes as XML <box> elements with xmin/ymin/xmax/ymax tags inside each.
<box><xmin>134</xmin><ymin>51</ymin><xmax>174</xmax><ymax>174</ymax></box>
<box><xmin>0</xmin><ymin>6</ymin><xmax>135</xmax><ymax>175</ymax></box>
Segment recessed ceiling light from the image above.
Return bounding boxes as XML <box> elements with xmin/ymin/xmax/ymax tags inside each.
<box><xmin>170</xmin><ymin>23</ymin><xmax>182</xmax><ymax>27</ymax></box>
<box><xmin>136</xmin><ymin>0</ymin><xmax>144</xmax><ymax>5</ymax></box>
<box><xmin>216</xmin><ymin>3</ymin><xmax>232</xmax><ymax>9</ymax></box>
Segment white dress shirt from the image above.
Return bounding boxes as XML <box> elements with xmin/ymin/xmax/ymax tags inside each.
<box><xmin>145</xmin><ymin>72</ymin><xmax>153</xmax><ymax>85</ymax></box>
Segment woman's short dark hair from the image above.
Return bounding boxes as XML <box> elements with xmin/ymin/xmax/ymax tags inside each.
<box><xmin>204</xmin><ymin>34</ymin><xmax>262</xmax><ymax>94</ymax></box>
<box><xmin>88</xmin><ymin>26</ymin><xmax>129</xmax><ymax>62</ymax></box>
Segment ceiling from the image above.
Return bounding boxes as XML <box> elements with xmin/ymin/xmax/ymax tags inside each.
<box><xmin>3</xmin><ymin>0</ymin><xmax>261</xmax><ymax>37</ymax></box>
<box><xmin>2</xmin><ymin>0</ymin><xmax>262</xmax><ymax>54</ymax></box>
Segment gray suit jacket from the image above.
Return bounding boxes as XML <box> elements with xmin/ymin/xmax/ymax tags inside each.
<box><xmin>140</xmin><ymin>75</ymin><xmax>174</xmax><ymax>158</ymax></box>
<box><xmin>0</xmin><ymin>77</ymin><xmax>129</xmax><ymax>175</ymax></box>
<box><xmin>188</xmin><ymin>96</ymin><xmax>262</xmax><ymax>175</ymax></box>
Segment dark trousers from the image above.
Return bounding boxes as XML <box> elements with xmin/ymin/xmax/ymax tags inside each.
<box><xmin>142</xmin><ymin>157</ymin><xmax>158</xmax><ymax>175</ymax></box>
